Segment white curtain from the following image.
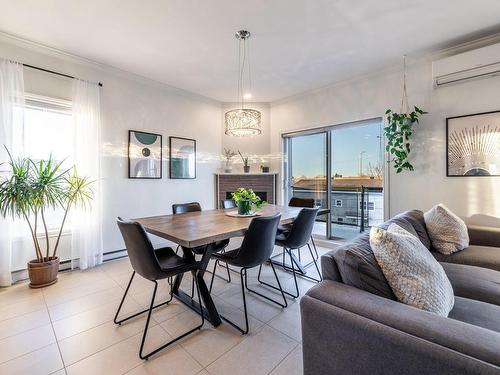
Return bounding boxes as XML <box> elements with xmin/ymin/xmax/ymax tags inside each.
<box><xmin>0</xmin><ymin>60</ymin><xmax>25</xmax><ymax>286</ymax></box>
<box><xmin>71</xmin><ymin>79</ymin><xmax>103</xmax><ymax>270</ymax></box>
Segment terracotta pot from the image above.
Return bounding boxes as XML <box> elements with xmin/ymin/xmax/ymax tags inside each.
<box><xmin>27</xmin><ymin>257</ymin><xmax>59</xmax><ymax>288</ymax></box>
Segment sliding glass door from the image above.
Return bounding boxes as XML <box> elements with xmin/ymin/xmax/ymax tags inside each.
<box><xmin>284</xmin><ymin>118</ymin><xmax>384</xmax><ymax>241</ymax></box>
<box><xmin>286</xmin><ymin>132</ymin><xmax>328</xmax><ymax>238</ymax></box>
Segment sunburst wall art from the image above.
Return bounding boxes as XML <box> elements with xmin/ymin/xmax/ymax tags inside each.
<box><xmin>447</xmin><ymin>111</ymin><xmax>500</xmax><ymax>176</ymax></box>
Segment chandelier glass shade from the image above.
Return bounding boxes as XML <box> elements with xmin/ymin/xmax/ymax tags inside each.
<box><xmin>224</xmin><ymin>30</ymin><xmax>262</xmax><ymax>137</ymax></box>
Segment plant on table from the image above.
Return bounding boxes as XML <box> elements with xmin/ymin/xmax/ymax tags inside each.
<box><xmin>232</xmin><ymin>187</ymin><xmax>266</xmax><ymax>215</ymax></box>
<box><xmin>0</xmin><ymin>147</ymin><xmax>94</xmax><ymax>288</ymax></box>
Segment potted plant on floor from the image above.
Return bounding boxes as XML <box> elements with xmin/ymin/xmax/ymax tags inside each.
<box><xmin>232</xmin><ymin>187</ymin><xmax>266</xmax><ymax>215</ymax></box>
<box><xmin>0</xmin><ymin>148</ymin><xmax>94</xmax><ymax>288</ymax></box>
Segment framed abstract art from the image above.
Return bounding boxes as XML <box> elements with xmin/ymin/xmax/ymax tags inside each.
<box><xmin>169</xmin><ymin>136</ymin><xmax>196</xmax><ymax>179</ymax></box>
<box><xmin>128</xmin><ymin>130</ymin><xmax>162</xmax><ymax>179</ymax></box>
<box><xmin>446</xmin><ymin>111</ymin><xmax>500</xmax><ymax>177</ymax></box>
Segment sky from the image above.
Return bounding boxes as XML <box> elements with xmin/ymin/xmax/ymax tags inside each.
<box><xmin>291</xmin><ymin>120</ymin><xmax>383</xmax><ymax>178</ymax></box>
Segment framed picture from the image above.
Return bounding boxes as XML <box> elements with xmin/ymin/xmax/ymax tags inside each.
<box><xmin>128</xmin><ymin>130</ymin><xmax>162</xmax><ymax>179</ymax></box>
<box><xmin>169</xmin><ymin>136</ymin><xmax>196</xmax><ymax>179</ymax></box>
<box><xmin>446</xmin><ymin>111</ymin><xmax>500</xmax><ymax>177</ymax></box>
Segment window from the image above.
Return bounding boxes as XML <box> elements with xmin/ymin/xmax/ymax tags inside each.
<box><xmin>13</xmin><ymin>94</ymin><xmax>73</xmax><ymax>234</ymax></box>
<box><xmin>334</xmin><ymin>199</ymin><xmax>342</xmax><ymax>207</ymax></box>
<box><xmin>359</xmin><ymin>201</ymin><xmax>375</xmax><ymax>211</ymax></box>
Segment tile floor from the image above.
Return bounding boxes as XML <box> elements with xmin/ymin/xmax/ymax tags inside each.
<box><xmin>0</xmin><ymin>243</ymin><xmax>333</xmax><ymax>375</ymax></box>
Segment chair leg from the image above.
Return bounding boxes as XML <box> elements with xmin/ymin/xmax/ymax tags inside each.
<box><xmin>209</xmin><ymin>259</ymin><xmax>218</xmax><ymax>293</ymax></box>
<box><xmin>307</xmin><ymin>243</ymin><xmax>322</xmax><ymax>282</ymax></box>
<box><xmin>114</xmin><ymin>271</ymin><xmax>173</xmax><ymax>326</ymax></box>
<box><xmin>246</xmin><ymin>262</ymin><xmax>287</xmax><ymax>308</ymax></box>
<box><xmin>310</xmin><ymin>236</ymin><xmax>319</xmax><ymax>260</ymax></box>
<box><xmin>219</xmin><ymin>268</ymin><xmax>249</xmax><ymax>335</ymax></box>
<box><xmin>258</xmin><ymin>248</ymin><xmax>300</xmax><ymax>299</ymax></box>
<box><xmin>138</xmin><ymin>271</ymin><xmax>204</xmax><ymax>360</ymax></box>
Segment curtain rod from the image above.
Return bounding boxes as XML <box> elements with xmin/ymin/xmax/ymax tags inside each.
<box><xmin>23</xmin><ymin>63</ymin><xmax>103</xmax><ymax>87</ymax></box>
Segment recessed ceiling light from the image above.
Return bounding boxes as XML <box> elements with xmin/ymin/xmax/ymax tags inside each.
<box><xmin>243</xmin><ymin>93</ymin><xmax>252</xmax><ymax>99</ymax></box>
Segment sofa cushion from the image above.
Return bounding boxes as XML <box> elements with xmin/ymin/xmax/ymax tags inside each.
<box><xmin>449</xmin><ymin>297</ymin><xmax>500</xmax><ymax>333</ymax></box>
<box><xmin>434</xmin><ymin>245</ymin><xmax>500</xmax><ymax>272</ymax></box>
<box><xmin>331</xmin><ymin>233</ymin><xmax>396</xmax><ymax>300</ymax></box>
<box><xmin>383</xmin><ymin>210</ymin><xmax>432</xmax><ymax>249</ymax></box>
<box><xmin>370</xmin><ymin>224</ymin><xmax>454</xmax><ymax>316</ymax></box>
<box><xmin>424</xmin><ymin>204</ymin><xmax>469</xmax><ymax>254</ymax></box>
<box><xmin>329</xmin><ymin>210</ymin><xmax>431</xmax><ymax>301</ymax></box>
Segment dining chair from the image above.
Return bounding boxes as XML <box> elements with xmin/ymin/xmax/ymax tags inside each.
<box><xmin>221</xmin><ymin>199</ymin><xmax>236</xmax><ymax>209</ymax></box>
<box><xmin>114</xmin><ymin>218</ymin><xmax>204</xmax><ymax>360</ymax></box>
<box><xmin>209</xmin><ymin>214</ymin><xmax>286</xmax><ymax>334</ymax></box>
<box><xmin>172</xmin><ymin>202</ymin><xmax>231</xmax><ymax>291</ymax></box>
<box><xmin>262</xmin><ymin>207</ymin><xmax>321</xmax><ymax>299</ymax></box>
<box><xmin>280</xmin><ymin>197</ymin><xmax>319</xmax><ymax>260</ymax></box>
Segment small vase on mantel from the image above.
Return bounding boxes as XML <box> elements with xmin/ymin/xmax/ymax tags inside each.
<box><xmin>243</xmin><ymin>165</ymin><xmax>250</xmax><ymax>173</ymax></box>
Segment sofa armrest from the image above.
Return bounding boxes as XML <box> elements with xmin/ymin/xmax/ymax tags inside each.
<box><xmin>301</xmin><ymin>281</ymin><xmax>500</xmax><ymax>375</ymax></box>
<box><xmin>468</xmin><ymin>225</ymin><xmax>500</xmax><ymax>248</ymax></box>
<box><xmin>320</xmin><ymin>249</ymin><xmax>342</xmax><ymax>282</ymax></box>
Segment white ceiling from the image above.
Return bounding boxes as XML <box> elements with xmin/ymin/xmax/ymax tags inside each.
<box><xmin>1</xmin><ymin>0</ymin><xmax>500</xmax><ymax>102</ymax></box>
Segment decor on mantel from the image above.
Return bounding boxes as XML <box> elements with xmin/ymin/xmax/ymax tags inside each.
<box><xmin>224</xmin><ymin>30</ymin><xmax>262</xmax><ymax>137</ymax></box>
<box><xmin>239</xmin><ymin>150</ymin><xmax>250</xmax><ymax>173</ymax></box>
<box><xmin>223</xmin><ymin>148</ymin><xmax>237</xmax><ymax>173</ymax></box>
<box><xmin>128</xmin><ymin>130</ymin><xmax>162</xmax><ymax>179</ymax></box>
<box><xmin>384</xmin><ymin>56</ymin><xmax>427</xmax><ymax>174</ymax></box>
<box><xmin>232</xmin><ymin>188</ymin><xmax>266</xmax><ymax>215</ymax></box>
<box><xmin>446</xmin><ymin>110</ymin><xmax>500</xmax><ymax>176</ymax></box>
<box><xmin>0</xmin><ymin>149</ymin><xmax>94</xmax><ymax>288</ymax></box>
<box><xmin>260</xmin><ymin>165</ymin><xmax>270</xmax><ymax>173</ymax></box>
<box><xmin>170</xmin><ymin>136</ymin><xmax>196</xmax><ymax>179</ymax></box>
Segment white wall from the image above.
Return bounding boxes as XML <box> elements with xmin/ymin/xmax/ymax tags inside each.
<box><xmin>0</xmin><ymin>34</ymin><xmax>222</xmax><ymax>269</ymax></box>
<box><xmin>221</xmin><ymin>102</ymin><xmax>271</xmax><ymax>172</ymax></box>
<box><xmin>271</xmin><ymin>53</ymin><xmax>500</xmax><ymax>226</ymax></box>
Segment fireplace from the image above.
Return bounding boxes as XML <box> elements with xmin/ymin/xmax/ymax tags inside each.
<box><xmin>215</xmin><ymin>173</ymin><xmax>278</xmax><ymax>208</ymax></box>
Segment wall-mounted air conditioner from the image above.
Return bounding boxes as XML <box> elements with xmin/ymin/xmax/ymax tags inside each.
<box><xmin>432</xmin><ymin>42</ymin><xmax>500</xmax><ymax>88</ymax></box>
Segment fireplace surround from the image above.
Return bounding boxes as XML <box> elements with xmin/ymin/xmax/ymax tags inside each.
<box><xmin>215</xmin><ymin>173</ymin><xmax>278</xmax><ymax>208</ymax></box>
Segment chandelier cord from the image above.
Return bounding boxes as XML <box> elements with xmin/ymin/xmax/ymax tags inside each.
<box><xmin>240</xmin><ymin>38</ymin><xmax>247</xmax><ymax>109</ymax></box>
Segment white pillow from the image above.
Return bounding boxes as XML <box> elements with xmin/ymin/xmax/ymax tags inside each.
<box><xmin>370</xmin><ymin>224</ymin><xmax>454</xmax><ymax>317</ymax></box>
<box><xmin>424</xmin><ymin>204</ymin><xmax>469</xmax><ymax>255</ymax></box>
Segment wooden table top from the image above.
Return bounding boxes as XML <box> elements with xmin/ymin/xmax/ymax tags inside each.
<box><xmin>134</xmin><ymin>204</ymin><xmax>303</xmax><ymax>248</ymax></box>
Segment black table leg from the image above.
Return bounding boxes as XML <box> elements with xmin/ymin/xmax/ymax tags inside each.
<box><xmin>171</xmin><ymin>244</ymin><xmax>222</xmax><ymax>327</ymax></box>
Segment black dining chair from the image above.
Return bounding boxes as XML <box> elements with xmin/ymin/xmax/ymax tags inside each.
<box><xmin>172</xmin><ymin>202</ymin><xmax>231</xmax><ymax>291</ymax></box>
<box><xmin>261</xmin><ymin>208</ymin><xmax>321</xmax><ymax>299</ymax></box>
<box><xmin>209</xmin><ymin>214</ymin><xmax>286</xmax><ymax>334</ymax></box>
<box><xmin>221</xmin><ymin>199</ymin><xmax>236</xmax><ymax>209</ymax></box>
<box><xmin>114</xmin><ymin>218</ymin><xmax>204</xmax><ymax>360</ymax></box>
<box><xmin>280</xmin><ymin>197</ymin><xmax>319</xmax><ymax>261</ymax></box>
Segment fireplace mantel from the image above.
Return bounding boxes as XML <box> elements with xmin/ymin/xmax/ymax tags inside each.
<box><xmin>214</xmin><ymin>173</ymin><xmax>278</xmax><ymax>208</ymax></box>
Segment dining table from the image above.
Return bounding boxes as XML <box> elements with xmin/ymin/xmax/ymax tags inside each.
<box><xmin>133</xmin><ymin>204</ymin><xmax>304</xmax><ymax>327</ymax></box>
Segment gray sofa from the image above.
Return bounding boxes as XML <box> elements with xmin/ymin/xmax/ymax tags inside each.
<box><xmin>301</xmin><ymin>210</ymin><xmax>500</xmax><ymax>375</ymax></box>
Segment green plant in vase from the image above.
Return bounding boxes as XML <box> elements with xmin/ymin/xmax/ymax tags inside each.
<box><xmin>232</xmin><ymin>188</ymin><xmax>266</xmax><ymax>215</ymax></box>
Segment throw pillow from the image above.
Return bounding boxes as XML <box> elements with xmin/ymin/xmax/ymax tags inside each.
<box><xmin>370</xmin><ymin>223</ymin><xmax>455</xmax><ymax>316</ymax></box>
<box><xmin>424</xmin><ymin>204</ymin><xmax>469</xmax><ymax>254</ymax></box>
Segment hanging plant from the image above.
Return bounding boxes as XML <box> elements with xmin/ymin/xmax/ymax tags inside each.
<box><xmin>384</xmin><ymin>56</ymin><xmax>427</xmax><ymax>173</ymax></box>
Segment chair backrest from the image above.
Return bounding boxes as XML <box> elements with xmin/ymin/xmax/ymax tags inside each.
<box><xmin>117</xmin><ymin>218</ymin><xmax>160</xmax><ymax>280</ymax></box>
<box><xmin>172</xmin><ymin>202</ymin><xmax>202</xmax><ymax>214</ymax></box>
<box><xmin>289</xmin><ymin>197</ymin><xmax>315</xmax><ymax>208</ymax></box>
<box><xmin>221</xmin><ymin>199</ymin><xmax>236</xmax><ymax>209</ymax></box>
<box><xmin>233</xmin><ymin>214</ymin><xmax>281</xmax><ymax>268</ymax></box>
<box><xmin>282</xmin><ymin>207</ymin><xmax>319</xmax><ymax>249</ymax></box>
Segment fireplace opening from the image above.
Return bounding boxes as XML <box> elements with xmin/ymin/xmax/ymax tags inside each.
<box><xmin>226</xmin><ymin>191</ymin><xmax>268</xmax><ymax>201</ymax></box>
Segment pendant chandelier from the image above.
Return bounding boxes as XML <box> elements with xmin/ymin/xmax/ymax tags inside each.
<box><xmin>224</xmin><ymin>30</ymin><xmax>262</xmax><ymax>137</ymax></box>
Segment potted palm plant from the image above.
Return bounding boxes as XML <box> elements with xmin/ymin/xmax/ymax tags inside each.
<box><xmin>232</xmin><ymin>187</ymin><xmax>266</xmax><ymax>215</ymax></box>
<box><xmin>238</xmin><ymin>151</ymin><xmax>250</xmax><ymax>173</ymax></box>
<box><xmin>0</xmin><ymin>148</ymin><xmax>94</xmax><ymax>288</ymax></box>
